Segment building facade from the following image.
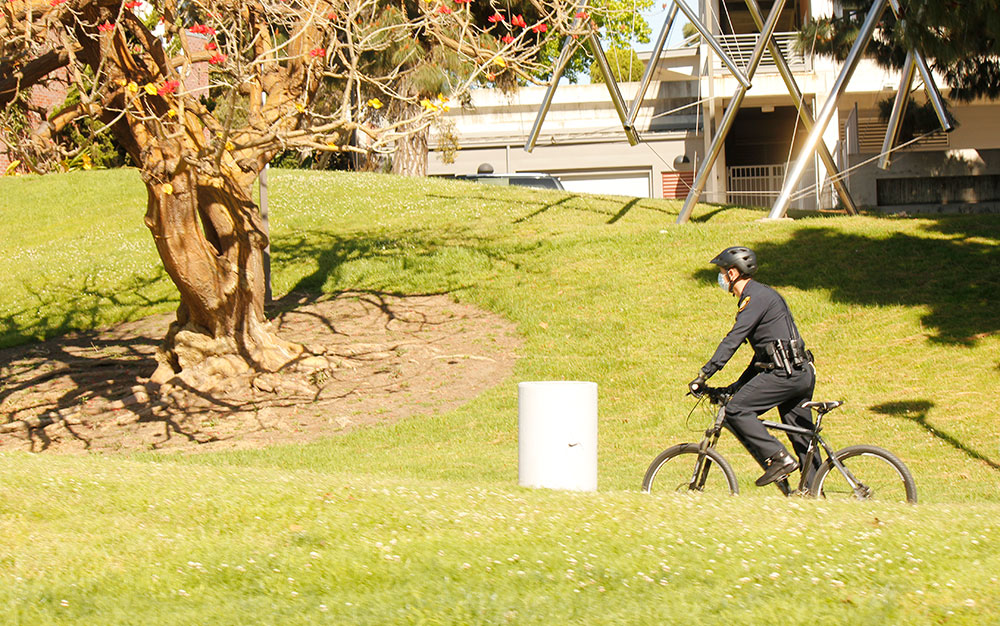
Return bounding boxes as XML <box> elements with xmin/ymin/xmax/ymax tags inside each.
<box><xmin>428</xmin><ymin>0</ymin><xmax>1000</xmax><ymax>213</ymax></box>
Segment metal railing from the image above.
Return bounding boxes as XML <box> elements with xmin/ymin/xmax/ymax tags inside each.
<box><xmin>727</xmin><ymin>164</ymin><xmax>786</xmax><ymax>207</ymax></box>
<box><xmin>712</xmin><ymin>32</ymin><xmax>811</xmax><ymax>73</ymax></box>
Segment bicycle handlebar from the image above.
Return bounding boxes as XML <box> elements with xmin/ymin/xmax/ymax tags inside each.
<box><xmin>689</xmin><ymin>385</ymin><xmax>732</xmax><ymax>405</ymax></box>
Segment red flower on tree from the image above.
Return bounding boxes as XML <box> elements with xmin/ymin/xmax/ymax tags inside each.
<box><xmin>208</xmin><ymin>53</ymin><xmax>227</xmax><ymax>65</ymax></box>
<box><xmin>437</xmin><ymin>5</ymin><xmax>452</xmax><ymax>13</ymax></box>
<box><xmin>123</xmin><ymin>0</ymin><xmax>141</xmax><ymax>8</ymax></box>
<box><xmin>501</xmin><ymin>34</ymin><xmax>514</xmax><ymax>44</ymax></box>
<box><xmin>510</xmin><ymin>14</ymin><xmax>527</xmax><ymax>28</ymax></box>
<box><xmin>157</xmin><ymin>80</ymin><xmax>180</xmax><ymax>95</ymax></box>
<box><xmin>189</xmin><ymin>24</ymin><xmax>217</xmax><ymax>37</ymax></box>
<box><xmin>309</xmin><ymin>47</ymin><xmax>326</xmax><ymax>57</ymax></box>
<box><xmin>487</xmin><ymin>13</ymin><xmax>504</xmax><ymax>23</ymax></box>
<box><xmin>205</xmin><ymin>42</ymin><xmax>217</xmax><ymax>50</ymax></box>
<box><xmin>98</xmin><ymin>21</ymin><xmax>114</xmax><ymax>32</ymax></box>
<box><xmin>531</xmin><ymin>23</ymin><xmax>548</xmax><ymax>33</ymax></box>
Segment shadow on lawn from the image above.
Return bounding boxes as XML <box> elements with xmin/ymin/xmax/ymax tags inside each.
<box><xmin>696</xmin><ymin>225</ymin><xmax>1000</xmax><ymax>347</ymax></box>
<box><xmin>426</xmin><ymin>190</ymin><xmax>678</xmax><ymax>225</ymax></box>
<box><xmin>0</xmin><ymin>286</ymin><xmax>474</xmax><ymax>453</ymax></box>
<box><xmin>271</xmin><ymin>226</ymin><xmax>548</xmax><ymax>295</ymax></box>
<box><xmin>871</xmin><ymin>401</ymin><xmax>1000</xmax><ymax>472</ymax></box>
<box><xmin>0</xmin><ymin>322</ymin><xmax>213</xmax><ymax>452</ymax></box>
<box><xmin>0</xmin><ymin>266</ymin><xmax>175</xmax><ymax>350</ymax></box>
<box><xmin>1</xmin><ymin>224</ymin><xmax>530</xmax><ymax>451</ymax></box>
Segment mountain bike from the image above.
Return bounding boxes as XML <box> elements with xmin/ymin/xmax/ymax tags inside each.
<box><xmin>641</xmin><ymin>386</ymin><xmax>918</xmax><ymax>503</ymax></box>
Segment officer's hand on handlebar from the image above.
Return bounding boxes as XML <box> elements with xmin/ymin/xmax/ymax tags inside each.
<box><xmin>688</xmin><ymin>373</ymin><xmax>707</xmax><ymax>397</ymax></box>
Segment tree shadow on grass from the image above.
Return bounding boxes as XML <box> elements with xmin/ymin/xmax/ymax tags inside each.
<box><xmin>271</xmin><ymin>226</ymin><xmax>549</xmax><ymax>296</ymax></box>
<box><xmin>745</xmin><ymin>226</ymin><xmax>1000</xmax><ymax>347</ymax></box>
<box><xmin>0</xmin><ymin>266</ymin><xmax>176</xmax><ymax>350</ymax></box>
<box><xmin>688</xmin><ymin>203</ymin><xmax>769</xmax><ymax>222</ymax></box>
<box><xmin>425</xmin><ymin>190</ymin><xmax>678</xmax><ymax>225</ymax></box>
<box><xmin>871</xmin><ymin>400</ymin><xmax>1000</xmax><ymax>472</ymax></box>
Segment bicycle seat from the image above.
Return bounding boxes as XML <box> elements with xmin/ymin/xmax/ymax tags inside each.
<box><xmin>802</xmin><ymin>400</ymin><xmax>843</xmax><ymax>413</ymax></box>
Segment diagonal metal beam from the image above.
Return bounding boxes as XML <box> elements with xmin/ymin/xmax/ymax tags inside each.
<box><xmin>588</xmin><ymin>32</ymin><xmax>640</xmax><ymax>145</ymax></box>
<box><xmin>768</xmin><ymin>0</ymin><xmax>889</xmax><ymax>220</ymax></box>
<box><xmin>524</xmin><ymin>3</ymin><xmax>591</xmax><ymax>152</ymax></box>
<box><xmin>673</xmin><ymin>0</ymin><xmax>752</xmax><ymax>89</ymax></box>
<box><xmin>528</xmin><ymin>0</ymin><xmax>757</xmax><ymax>154</ymax></box>
<box><xmin>742</xmin><ymin>0</ymin><xmax>859</xmax><ymax>215</ymax></box>
<box><xmin>674</xmin><ymin>0</ymin><xmax>786</xmax><ymax>224</ymax></box>
<box><xmin>879</xmin><ymin>50</ymin><xmax>917</xmax><ymax>170</ymax></box>
<box><xmin>887</xmin><ymin>0</ymin><xmax>953</xmax><ymax>134</ymax></box>
<box><xmin>676</xmin><ymin>0</ymin><xmax>860</xmax><ymax>221</ymax></box>
<box><xmin>625</xmin><ymin>3</ymin><xmax>680</xmax><ymax>131</ymax></box>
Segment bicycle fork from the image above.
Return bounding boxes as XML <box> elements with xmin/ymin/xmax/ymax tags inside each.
<box><xmin>690</xmin><ymin>407</ymin><xmax>726</xmax><ymax>490</ymax></box>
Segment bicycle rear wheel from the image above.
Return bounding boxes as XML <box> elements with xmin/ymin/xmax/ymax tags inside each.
<box><xmin>642</xmin><ymin>443</ymin><xmax>739</xmax><ymax>495</ymax></box>
<box><xmin>811</xmin><ymin>444</ymin><xmax>917</xmax><ymax>503</ymax></box>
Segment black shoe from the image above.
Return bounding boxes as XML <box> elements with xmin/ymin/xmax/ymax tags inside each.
<box><xmin>755</xmin><ymin>452</ymin><xmax>799</xmax><ymax>487</ymax></box>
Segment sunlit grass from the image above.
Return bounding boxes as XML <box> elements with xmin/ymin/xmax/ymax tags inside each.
<box><xmin>2</xmin><ymin>168</ymin><xmax>1000</xmax><ymax>623</ymax></box>
<box><xmin>2</xmin><ymin>453</ymin><xmax>998</xmax><ymax>625</ymax></box>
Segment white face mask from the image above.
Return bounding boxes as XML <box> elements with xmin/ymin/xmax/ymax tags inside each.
<box><xmin>717</xmin><ymin>271</ymin><xmax>731</xmax><ymax>293</ymax></box>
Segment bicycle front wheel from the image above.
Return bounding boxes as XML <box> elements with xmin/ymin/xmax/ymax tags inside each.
<box><xmin>811</xmin><ymin>444</ymin><xmax>918</xmax><ymax>503</ymax></box>
<box><xmin>642</xmin><ymin>443</ymin><xmax>739</xmax><ymax>495</ymax></box>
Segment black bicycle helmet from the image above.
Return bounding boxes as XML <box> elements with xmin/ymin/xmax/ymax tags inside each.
<box><xmin>711</xmin><ymin>246</ymin><xmax>758</xmax><ymax>277</ymax></box>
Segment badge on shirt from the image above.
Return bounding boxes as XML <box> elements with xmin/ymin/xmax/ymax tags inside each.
<box><xmin>738</xmin><ymin>296</ymin><xmax>750</xmax><ymax>313</ymax></box>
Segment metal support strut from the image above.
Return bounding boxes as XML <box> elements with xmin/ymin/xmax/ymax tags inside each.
<box><xmin>528</xmin><ymin>0</ymin><xmax>753</xmax><ymax>152</ymax></box>
<box><xmin>767</xmin><ymin>0</ymin><xmax>889</xmax><ymax>220</ymax></box>
<box><xmin>675</xmin><ymin>0</ymin><xmax>786</xmax><ymax>224</ymax></box>
<box><xmin>769</xmin><ymin>0</ymin><xmax>953</xmax><ymax>219</ymax></box>
<box><xmin>525</xmin><ymin>2</ymin><xmax>591</xmax><ymax>152</ymax></box>
<box><xmin>676</xmin><ymin>0</ymin><xmax>861</xmax><ymax>222</ymax></box>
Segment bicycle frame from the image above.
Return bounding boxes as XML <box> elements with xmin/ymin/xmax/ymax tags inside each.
<box><xmin>694</xmin><ymin>394</ymin><xmax>874</xmax><ymax>498</ymax></box>
<box><xmin>759</xmin><ymin>416</ymin><xmax>833</xmax><ymax>494</ymax></box>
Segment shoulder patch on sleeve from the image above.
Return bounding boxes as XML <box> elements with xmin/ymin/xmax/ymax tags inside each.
<box><xmin>738</xmin><ymin>296</ymin><xmax>751</xmax><ymax>313</ymax></box>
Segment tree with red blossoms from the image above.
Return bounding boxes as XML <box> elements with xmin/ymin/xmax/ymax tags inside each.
<box><xmin>0</xmin><ymin>0</ymin><xmax>581</xmax><ymax>386</ymax></box>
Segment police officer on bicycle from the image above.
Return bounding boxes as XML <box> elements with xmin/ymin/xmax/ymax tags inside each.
<box><xmin>689</xmin><ymin>246</ymin><xmax>819</xmax><ymax>487</ymax></box>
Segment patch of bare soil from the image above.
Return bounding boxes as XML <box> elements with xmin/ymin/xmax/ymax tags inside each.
<box><xmin>0</xmin><ymin>292</ymin><xmax>520</xmax><ymax>454</ymax></box>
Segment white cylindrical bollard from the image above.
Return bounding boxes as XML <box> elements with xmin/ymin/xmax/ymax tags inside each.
<box><xmin>518</xmin><ymin>381</ymin><xmax>598</xmax><ymax>491</ymax></box>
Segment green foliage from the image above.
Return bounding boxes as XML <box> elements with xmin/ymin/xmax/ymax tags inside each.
<box><xmin>798</xmin><ymin>0</ymin><xmax>1000</xmax><ymax>102</ymax></box>
<box><xmin>434</xmin><ymin>118</ymin><xmax>460</xmax><ymax>164</ymax></box>
<box><xmin>590</xmin><ymin>46</ymin><xmax>644</xmax><ymax>84</ymax></box>
<box><xmin>535</xmin><ymin>0</ymin><xmax>654</xmax><ymax>84</ymax></box>
<box><xmin>61</xmin><ymin>118</ymin><xmax>131</xmax><ymax>169</ymax></box>
<box><xmin>681</xmin><ymin>20</ymin><xmax>700</xmax><ymax>43</ymax></box>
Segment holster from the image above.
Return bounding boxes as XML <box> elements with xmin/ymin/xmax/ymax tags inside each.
<box><xmin>765</xmin><ymin>339</ymin><xmax>812</xmax><ymax>375</ymax></box>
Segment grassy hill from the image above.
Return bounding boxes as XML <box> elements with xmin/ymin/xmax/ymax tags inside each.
<box><xmin>1</xmin><ymin>168</ymin><xmax>999</xmax><ymax>624</ymax></box>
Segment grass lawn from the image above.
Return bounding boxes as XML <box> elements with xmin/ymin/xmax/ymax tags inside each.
<box><xmin>2</xmin><ymin>168</ymin><xmax>999</xmax><ymax>624</ymax></box>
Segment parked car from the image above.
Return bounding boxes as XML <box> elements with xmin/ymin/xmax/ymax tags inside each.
<box><xmin>455</xmin><ymin>172</ymin><xmax>565</xmax><ymax>190</ymax></box>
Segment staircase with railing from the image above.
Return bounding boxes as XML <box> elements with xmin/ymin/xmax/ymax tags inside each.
<box><xmin>710</xmin><ymin>32</ymin><xmax>811</xmax><ymax>73</ymax></box>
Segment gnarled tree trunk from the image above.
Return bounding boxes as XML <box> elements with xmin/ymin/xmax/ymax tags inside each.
<box><xmin>141</xmin><ymin>154</ymin><xmax>302</xmax><ymax>385</ymax></box>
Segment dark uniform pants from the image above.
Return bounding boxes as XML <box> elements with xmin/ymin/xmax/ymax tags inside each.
<box><xmin>725</xmin><ymin>364</ymin><xmax>819</xmax><ymax>479</ymax></box>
